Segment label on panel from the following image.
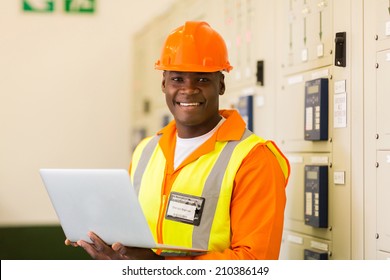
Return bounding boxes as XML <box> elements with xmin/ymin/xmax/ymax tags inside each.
<box><xmin>386</xmin><ymin>21</ymin><xmax>390</xmax><ymax>36</ymax></box>
<box><xmin>334</xmin><ymin>92</ymin><xmax>347</xmax><ymax>128</ymax></box>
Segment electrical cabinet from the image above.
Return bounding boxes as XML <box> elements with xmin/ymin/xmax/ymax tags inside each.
<box><xmin>364</xmin><ymin>0</ymin><xmax>390</xmax><ymax>259</ymax></box>
<box><xmin>276</xmin><ymin>0</ymin><xmax>350</xmax><ymax>260</ymax></box>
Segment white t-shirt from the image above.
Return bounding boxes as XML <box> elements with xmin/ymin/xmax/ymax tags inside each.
<box><xmin>174</xmin><ymin>118</ymin><xmax>225</xmax><ymax>169</ymax></box>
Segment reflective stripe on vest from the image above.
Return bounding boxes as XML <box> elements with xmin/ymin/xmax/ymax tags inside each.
<box><xmin>133</xmin><ymin>135</ymin><xmax>160</xmax><ymax>196</ymax></box>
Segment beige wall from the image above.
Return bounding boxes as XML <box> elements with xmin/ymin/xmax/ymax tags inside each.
<box><xmin>0</xmin><ymin>0</ymin><xmax>175</xmax><ymax>225</ymax></box>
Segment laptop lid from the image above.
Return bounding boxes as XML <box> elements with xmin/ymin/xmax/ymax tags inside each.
<box><xmin>40</xmin><ymin>169</ymin><xmax>206</xmax><ymax>252</ymax></box>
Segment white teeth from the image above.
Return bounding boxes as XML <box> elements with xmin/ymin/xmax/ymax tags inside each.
<box><xmin>179</xmin><ymin>102</ymin><xmax>200</xmax><ymax>106</ymax></box>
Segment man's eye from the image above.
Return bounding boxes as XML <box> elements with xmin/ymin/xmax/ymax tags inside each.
<box><xmin>172</xmin><ymin>77</ymin><xmax>183</xmax><ymax>82</ymax></box>
<box><xmin>198</xmin><ymin>78</ymin><xmax>209</xmax><ymax>82</ymax></box>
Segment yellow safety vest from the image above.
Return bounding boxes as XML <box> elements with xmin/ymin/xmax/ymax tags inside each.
<box><xmin>130</xmin><ymin>130</ymin><xmax>289</xmax><ymax>256</ymax></box>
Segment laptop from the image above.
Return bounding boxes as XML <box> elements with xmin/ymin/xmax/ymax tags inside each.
<box><xmin>39</xmin><ymin>168</ymin><xmax>206</xmax><ymax>253</ymax></box>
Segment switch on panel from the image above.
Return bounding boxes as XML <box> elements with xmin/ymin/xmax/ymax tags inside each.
<box><xmin>256</xmin><ymin>60</ymin><xmax>264</xmax><ymax>86</ymax></box>
<box><xmin>334</xmin><ymin>32</ymin><xmax>346</xmax><ymax>67</ymax></box>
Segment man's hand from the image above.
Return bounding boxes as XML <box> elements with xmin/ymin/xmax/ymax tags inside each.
<box><xmin>65</xmin><ymin>232</ymin><xmax>164</xmax><ymax>260</ymax></box>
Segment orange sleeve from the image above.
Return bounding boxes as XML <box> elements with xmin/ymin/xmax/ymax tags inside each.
<box><xmin>166</xmin><ymin>143</ymin><xmax>287</xmax><ymax>260</ymax></box>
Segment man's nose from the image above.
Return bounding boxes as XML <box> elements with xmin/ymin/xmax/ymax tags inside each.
<box><xmin>179</xmin><ymin>80</ymin><xmax>200</xmax><ymax>94</ymax></box>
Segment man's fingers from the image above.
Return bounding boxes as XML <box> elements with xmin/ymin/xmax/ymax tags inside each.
<box><xmin>79</xmin><ymin>239</ymin><xmax>111</xmax><ymax>260</ymax></box>
<box><xmin>74</xmin><ymin>232</ymin><xmax>134</xmax><ymax>260</ymax></box>
<box><xmin>65</xmin><ymin>239</ymin><xmax>78</xmax><ymax>247</ymax></box>
<box><xmin>88</xmin><ymin>232</ymin><xmax>107</xmax><ymax>251</ymax></box>
<box><xmin>112</xmin><ymin>243</ymin><xmax>127</xmax><ymax>255</ymax></box>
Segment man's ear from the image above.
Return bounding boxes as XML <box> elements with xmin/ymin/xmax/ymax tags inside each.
<box><xmin>219</xmin><ymin>73</ymin><xmax>226</xmax><ymax>95</ymax></box>
<box><xmin>161</xmin><ymin>71</ymin><xmax>166</xmax><ymax>93</ymax></box>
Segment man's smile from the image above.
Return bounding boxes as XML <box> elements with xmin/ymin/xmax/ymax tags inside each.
<box><xmin>176</xmin><ymin>102</ymin><xmax>203</xmax><ymax>107</ymax></box>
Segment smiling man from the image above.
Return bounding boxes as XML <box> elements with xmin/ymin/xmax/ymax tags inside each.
<box><xmin>72</xmin><ymin>21</ymin><xmax>290</xmax><ymax>260</ymax></box>
<box><xmin>162</xmin><ymin>71</ymin><xmax>225</xmax><ymax>138</ymax></box>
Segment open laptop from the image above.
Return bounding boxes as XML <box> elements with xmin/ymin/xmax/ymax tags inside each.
<box><xmin>40</xmin><ymin>169</ymin><xmax>206</xmax><ymax>253</ymax></box>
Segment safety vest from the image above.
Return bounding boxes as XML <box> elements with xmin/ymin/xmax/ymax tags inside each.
<box><xmin>130</xmin><ymin>129</ymin><xmax>289</xmax><ymax>256</ymax></box>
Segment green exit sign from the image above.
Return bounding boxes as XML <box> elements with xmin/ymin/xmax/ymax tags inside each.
<box><xmin>64</xmin><ymin>0</ymin><xmax>95</xmax><ymax>13</ymax></box>
<box><xmin>23</xmin><ymin>0</ymin><xmax>55</xmax><ymax>12</ymax></box>
<box><xmin>22</xmin><ymin>0</ymin><xmax>96</xmax><ymax>14</ymax></box>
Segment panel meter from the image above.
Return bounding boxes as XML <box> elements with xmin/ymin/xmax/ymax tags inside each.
<box><xmin>304</xmin><ymin>78</ymin><xmax>329</xmax><ymax>141</ymax></box>
<box><xmin>237</xmin><ymin>95</ymin><xmax>253</xmax><ymax>131</ymax></box>
<box><xmin>304</xmin><ymin>165</ymin><xmax>328</xmax><ymax>228</ymax></box>
<box><xmin>304</xmin><ymin>249</ymin><xmax>328</xmax><ymax>260</ymax></box>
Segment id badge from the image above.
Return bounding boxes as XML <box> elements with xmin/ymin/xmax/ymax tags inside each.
<box><xmin>165</xmin><ymin>192</ymin><xmax>205</xmax><ymax>226</ymax></box>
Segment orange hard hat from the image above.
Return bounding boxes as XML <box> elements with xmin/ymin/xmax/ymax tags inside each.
<box><xmin>155</xmin><ymin>21</ymin><xmax>233</xmax><ymax>73</ymax></box>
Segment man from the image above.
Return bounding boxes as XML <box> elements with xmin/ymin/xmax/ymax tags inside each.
<box><xmin>67</xmin><ymin>21</ymin><xmax>290</xmax><ymax>260</ymax></box>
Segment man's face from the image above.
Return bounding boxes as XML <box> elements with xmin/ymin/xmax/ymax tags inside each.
<box><xmin>161</xmin><ymin>71</ymin><xmax>225</xmax><ymax>138</ymax></box>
